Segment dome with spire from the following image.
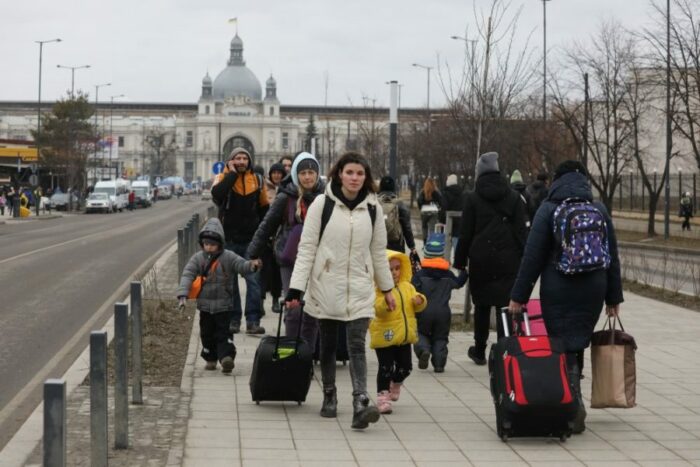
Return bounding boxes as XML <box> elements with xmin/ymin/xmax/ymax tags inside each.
<box><xmin>266</xmin><ymin>75</ymin><xmax>276</xmax><ymax>87</ymax></box>
<box><xmin>212</xmin><ymin>34</ymin><xmax>262</xmax><ymax>101</ymax></box>
<box><xmin>202</xmin><ymin>72</ymin><xmax>212</xmax><ymax>86</ymax></box>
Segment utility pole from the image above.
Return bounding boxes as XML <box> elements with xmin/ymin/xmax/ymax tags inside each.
<box><xmin>583</xmin><ymin>72</ymin><xmax>589</xmax><ymax>170</ymax></box>
<box><xmin>542</xmin><ymin>0</ymin><xmax>552</xmax><ymax>120</ymax></box>
<box><xmin>388</xmin><ymin>81</ymin><xmax>398</xmax><ymax>179</ymax></box>
<box><xmin>476</xmin><ymin>16</ymin><xmax>492</xmax><ymax>158</ymax></box>
<box><xmin>664</xmin><ymin>0</ymin><xmax>672</xmax><ymax>239</ymax></box>
<box><xmin>110</xmin><ymin>94</ymin><xmax>125</xmax><ymax>179</ymax></box>
<box><xmin>93</xmin><ymin>83</ymin><xmax>111</xmax><ymax>183</ymax></box>
<box><xmin>35</xmin><ymin>38</ymin><xmax>62</xmax><ymax>177</ymax></box>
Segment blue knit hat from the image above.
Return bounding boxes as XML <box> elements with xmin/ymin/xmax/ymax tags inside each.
<box><xmin>423</xmin><ymin>234</ymin><xmax>445</xmax><ymax>258</ymax></box>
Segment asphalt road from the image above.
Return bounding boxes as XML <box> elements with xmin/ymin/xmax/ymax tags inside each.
<box><xmin>0</xmin><ymin>197</ymin><xmax>208</xmax><ymax>448</ymax></box>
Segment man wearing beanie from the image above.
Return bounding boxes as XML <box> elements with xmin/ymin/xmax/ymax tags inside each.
<box><xmin>441</xmin><ymin>174</ymin><xmax>464</xmax><ymax>258</ymax></box>
<box><xmin>453</xmin><ymin>152</ymin><xmax>527</xmax><ymax>365</ymax></box>
<box><xmin>377</xmin><ymin>175</ymin><xmax>417</xmax><ymax>255</ymax></box>
<box><xmin>509</xmin><ymin>169</ymin><xmax>532</xmax><ymax>224</ymax></box>
<box><xmin>211</xmin><ymin>147</ymin><xmax>270</xmax><ymax>335</ymax></box>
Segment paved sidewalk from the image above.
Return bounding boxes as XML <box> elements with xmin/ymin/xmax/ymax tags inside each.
<box><xmin>3</xmin><ymin>244</ymin><xmax>700</xmax><ymax>466</ymax></box>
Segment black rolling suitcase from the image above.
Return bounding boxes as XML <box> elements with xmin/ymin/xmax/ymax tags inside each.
<box><xmin>312</xmin><ymin>322</ymin><xmax>348</xmax><ymax>365</ymax></box>
<box><xmin>488</xmin><ymin>309</ymin><xmax>578</xmax><ymax>442</ymax></box>
<box><xmin>249</xmin><ymin>302</ymin><xmax>314</xmax><ymax>405</ymax></box>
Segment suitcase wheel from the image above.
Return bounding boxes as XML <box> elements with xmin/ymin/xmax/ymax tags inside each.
<box><xmin>297</xmin><ymin>401</ymin><xmax>302</xmax><ymax>406</ymax></box>
<box><xmin>559</xmin><ymin>434</ymin><xmax>567</xmax><ymax>443</ymax></box>
<box><xmin>255</xmin><ymin>401</ymin><xmax>260</xmax><ymax>405</ymax></box>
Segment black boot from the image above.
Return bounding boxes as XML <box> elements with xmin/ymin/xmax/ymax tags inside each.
<box><xmin>568</xmin><ymin>364</ymin><xmax>586</xmax><ymax>434</ymax></box>
<box><xmin>351</xmin><ymin>393</ymin><xmax>380</xmax><ymax>429</ymax></box>
<box><xmin>320</xmin><ymin>385</ymin><xmax>337</xmax><ymax>418</ymax></box>
<box><xmin>468</xmin><ymin>344</ymin><xmax>486</xmax><ymax>366</ymax></box>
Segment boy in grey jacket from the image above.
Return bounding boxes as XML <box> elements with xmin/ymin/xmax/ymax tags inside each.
<box><xmin>177</xmin><ymin>218</ymin><xmax>261</xmax><ymax>373</ymax></box>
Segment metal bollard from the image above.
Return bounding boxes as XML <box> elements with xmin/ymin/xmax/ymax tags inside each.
<box><xmin>193</xmin><ymin>212</ymin><xmax>200</xmax><ymax>229</ymax></box>
<box><xmin>43</xmin><ymin>378</ymin><xmax>66</xmax><ymax>467</ymax></box>
<box><xmin>185</xmin><ymin>221</ymin><xmax>193</xmax><ymax>259</ymax></box>
<box><xmin>114</xmin><ymin>303</ymin><xmax>129</xmax><ymax>449</ymax></box>
<box><xmin>130</xmin><ymin>282</ymin><xmax>143</xmax><ymax>404</ymax></box>
<box><xmin>90</xmin><ymin>331</ymin><xmax>108</xmax><ymax>467</ymax></box>
<box><xmin>178</xmin><ymin>229</ymin><xmax>185</xmax><ymax>276</ymax></box>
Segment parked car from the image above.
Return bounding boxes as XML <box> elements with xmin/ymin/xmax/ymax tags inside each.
<box><xmin>201</xmin><ymin>189</ymin><xmax>212</xmax><ymax>201</ymax></box>
<box><xmin>48</xmin><ymin>193</ymin><xmax>79</xmax><ymax>211</ymax></box>
<box><xmin>85</xmin><ymin>192</ymin><xmax>114</xmax><ymax>213</ymax></box>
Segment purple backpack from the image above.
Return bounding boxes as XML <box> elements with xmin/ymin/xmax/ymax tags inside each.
<box><xmin>552</xmin><ymin>198</ymin><xmax>611</xmax><ymax>275</ymax></box>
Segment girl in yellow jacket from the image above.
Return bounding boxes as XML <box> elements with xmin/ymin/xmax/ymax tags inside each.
<box><xmin>371</xmin><ymin>250</ymin><xmax>427</xmax><ymax>414</ymax></box>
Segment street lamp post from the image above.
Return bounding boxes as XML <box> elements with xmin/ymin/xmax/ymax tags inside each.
<box><xmin>412</xmin><ymin>63</ymin><xmax>433</xmax><ymax>132</ymax></box>
<box><xmin>35</xmin><ymin>38</ymin><xmax>61</xmax><ymax>185</ymax></box>
<box><xmin>110</xmin><ymin>94</ymin><xmax>125</xmax><ymax>179</ymax></box>
<box><xmin>451</xmin><ymin>35</ymin><xmax>478</xmax><ymax>109</ymax></box>
<box><xmin>56</xmin><ymin>64</ymin><xmax>91</xmax><ymax>96</ymax></box>
<box><xmin>541</xmin><ymin>0</ymin><xmax>552</xmax><ymax>120</ymax></box>
<box><xmin>93</xmin><ymin>83</ymin><xmax>111</xmax><ymax>184</ymax></box>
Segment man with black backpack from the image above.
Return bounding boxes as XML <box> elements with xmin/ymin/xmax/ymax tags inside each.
<box><xmin>508</xmin><ymin>160</ymin><xmax>624</xmax><ymax>434</ymax></box>
<box><xmin>377</xmin><ymin>176</ymin><xmax>418</xmax><ymax>257</ymax></box>
<box><xmin>454</xmin><ymin>152</ymin><xmax>528</xmax><ymax>366</ymax></box>
<box><xmin>211</xmin><ymin>147</ymin><xmax>270</xmax><ymax>335</ymax></box>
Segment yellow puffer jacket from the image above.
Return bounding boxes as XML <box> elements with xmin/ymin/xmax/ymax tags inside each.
<box><xmin>370</xmin><ymin>251</ymin><xmax>427</xmax><ymax>349</ymax></box>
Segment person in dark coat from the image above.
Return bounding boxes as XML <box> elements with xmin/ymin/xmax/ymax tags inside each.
<box><xmin>247</xmin><ymin>153</ymin><xmax>325</xmax><ymax>346</ymax></box>
<box><xmin>508</xmin><ymin>160</ymin><xmax>624</xmax><ymax>434</ymax></box>
<box><xmin>441</xmin><ymin>174</ymin><xmax>464</xmax><ymax>257</ymax></box>
<box><xmin>377</xmin><ymin>176</ymin><xmax>417</xmax><ymax>255</ymax></box>
<box><xmin>453</xmin><ymin>152</ymin><xmax>528</xmax><ymax>366</ymax></box>
<box><xmin>526</xmin><ymin>171</ymin><xmax>549</xmax><ymax>219</ymax></box>
<box><xmin>417</xmin><ymin>177</ymin><xmax>443</xmax><ymax>242</ymax></box>
<box><xmin>510</xmin><ymin>169</ymin><xmax>531</xmax><ymax>228</ymax></box>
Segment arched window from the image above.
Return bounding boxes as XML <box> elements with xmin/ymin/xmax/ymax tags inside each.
<box><xmin>205</xmin><ymin>105</ymin><xmax>210</xmax><ymax>115</ymax></box>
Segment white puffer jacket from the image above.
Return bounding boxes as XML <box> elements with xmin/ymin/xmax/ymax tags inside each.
<box><xmin>289</xmin><ymin>184</ymin><xmax>394</xmax><ymax>321</ymax></box>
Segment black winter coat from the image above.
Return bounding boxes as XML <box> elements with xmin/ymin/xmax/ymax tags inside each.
<box><xmin>377</xmin><ymin>191</ymin><xmax>416</xmax><ymax>252</ymax></box>
<box><xmin>246</xmin><ymin>176</ymin><xmax>324</xmax><ymax>263</ymax></box>
<box><xmin>441</xmin><ymin>185</ymin><xmax>464</xmax><ymax>236</ymax></box>
<box><xmin>454</xmin><ymin>173</ymin><xmax>528</xmax><ymax>307</ymax></box>
<box><xmin>526</xmin><ymin>180</ymin><xmax>548</xmax><ymax>220</ymax></box>
<box><xmin>510</xmin><ymin>172</ymin><xmax>624</xmax><ymax>352</ymax></box>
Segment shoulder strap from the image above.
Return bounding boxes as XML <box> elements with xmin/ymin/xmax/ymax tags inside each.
<box><xmin>319</xmin><ymin>196</ymin><xmax>335</xmax><ymax>241</ymax></box>
<box><xmin>202</xmin><ymin>257</ymin><xmax>218</xmax><ymax>278</ymax></box>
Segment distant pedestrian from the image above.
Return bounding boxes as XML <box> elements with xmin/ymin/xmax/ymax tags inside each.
<box><xmin>257</xmin><ymin>162</ymin><xmax>286</xmax><ymax>315</ymax></box>
<box><xmin>454</xmin><ymin>152</ymin><xmax>528</xmax><ymax>366</ymax></box>
<box><xmin>279</xmin><ymin>155</ymin><xmax>294</xmax><ymax>175</ymax></box>
<box><xmin>441</xmin><ymin>174</ymin><xmax>464</xmax><ymax>257</ymax></box>
<box><xmin>128</xmin><ymin>190</ymin><xmax>136</xmax><ymax>211</ymax></box>
<box><xmin>417</xmin><ymin>177</ymin><xmax>443</xmax><ymax>242</ymax></box>
<box><xmin>177</xmin><ymin>218</ymin><xmax>261</xmax><ymax>373</ymax></box>
<box><xmin>153</xmin><ymin>186</ymin><xmax>158</xmax><ymax>204</ymax></box>
<box><xmin>509</xmin><ymin>160</ymin><xmax>624</xmax><ymax>434</ymax></box>
<box><xmin>680</xmin><ymin>191</ymin><xmax>694</xmax><ymax>231</ymax></box>
<box><xmin>510</xmin><ymin>169</ymin><xmax>531</xmax><ymax>227</ymax></box>
<box><xmin>0</xmin><ymin>193</ymin><xmax>6</xmax><ymax>216</ymax></box>
<box><xmin>412</xmin><ymin>235</ymin><xmax>468</xmax><ymax>373</ymax></box>
<box><xmin>285</xmin><ymin>151</ymin><xmax>395</xmax><ymax>430</ymax></box>
<box><xmin>33</xmin><ymin>187</ymin><xmax>42</xmax><ymax>216</ymax></box>
<box><xmin>377</xmin><ymin>175</ymin><xmax>417</xmax><ymax>255</ymax></box>
<box><xmin>371</xmin><ymin>250</ymin><xmax>427</xmax><ymax>414</ymax></box>
<box><xmin>526</xmin><ymin>172</ymin><xmax>549</xmax><ymax>219</ymax></box>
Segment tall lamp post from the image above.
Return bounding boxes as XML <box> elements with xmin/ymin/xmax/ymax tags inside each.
<box><xmin>93</xmin><ymin>82</ymin><xmax>111</xmax><ymax>183</ymax></box>
<box><xmin>664</xmin><ymin>0</ymin><xmax>672</xmax><ymax>240</ymax></box>
<box><xmin>110</xmin><ymin>94</ymin><xmax>125</xmax><ymax>179</ymax></box>
<box><xmin>35</xmin><ymin>38</ymin><xmax>61</xmax><ymax>188</ymax></box>
<box><xmin>412</xmin><ymin>63</ymin><xmax>433</xmax><ymax>167</ymax></box>
<box><xmin>451</xmin><ymin>35</ymin><xmax>478</xmax><ymax>110</ymax></box>
<box><xmin>56</xmin><ymin>64</ymin><xmax>90</xmax><ymax>96</ymax></box>
<box><xmin>541</xmin><ymin>0</ymin><xmax>552</xmax><ymax>120</ymax></box>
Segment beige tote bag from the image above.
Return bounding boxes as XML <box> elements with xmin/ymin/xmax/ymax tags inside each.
<box><xmin>590</xmin><ymin>316</ymin><xmax>637</xmax><ymax>408</ymax></box>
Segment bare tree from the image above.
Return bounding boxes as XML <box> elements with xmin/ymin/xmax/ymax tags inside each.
<box><xmin>144</xmin><ymin>127</ymin><xmax>178</xmax><ymax>178</ymax></box>
<box><xmin>435</xmin><ymin>0</ymin><xmax>540</xmax><ymax>176</ymax></box>
<box><xmin>550</xmin><ymin>20</ymin><xmax>636</xmax><ymax>212</ymax></box>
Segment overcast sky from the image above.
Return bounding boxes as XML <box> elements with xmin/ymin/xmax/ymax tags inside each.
<box><xmin>1</xmin><ymin>0</ymin><xmax>657</xmax><ymax>108</ymax></box>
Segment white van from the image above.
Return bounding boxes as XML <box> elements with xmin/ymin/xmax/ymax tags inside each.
<box><xmin>93</xmin><ymin>179</ymin><xmax>130</xmax><ymax>212</ymax></box>
<box><xmin>131</xmin><ymin>180</ymin><xmax>153</xmax><ymax>207</ymax></box>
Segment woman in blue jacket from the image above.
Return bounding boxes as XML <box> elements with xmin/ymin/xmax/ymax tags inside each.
<box><xmin>508</xmin><ymin>160</ymin><xmax>624</xmax><ymax>434</ymax></box>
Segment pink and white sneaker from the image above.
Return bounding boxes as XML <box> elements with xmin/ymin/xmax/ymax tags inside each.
<box><xmin>389</xmin><ymin>381</ymin><xmax>402</xmax><ymax>402</ymax></box>
<box><xmin>376</xmin><ymin>391</ymin><xmax>393</xmax><ymax>414</ymax></box>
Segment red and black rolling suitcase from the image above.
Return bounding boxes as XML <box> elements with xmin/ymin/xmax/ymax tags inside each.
<box><xmin>249</xmin><ymin>302</ymin><xmax>314</xmax><ymax>405</ymax></box>
<box><xmin>488</xmin><ymin>309</ymin><xmax>578</xmax><ymax>442</ymax></box>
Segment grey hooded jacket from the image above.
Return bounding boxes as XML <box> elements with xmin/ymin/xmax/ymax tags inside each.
<box><xmin>176</xmin><ymin>218</ymin><xmax>255</xmax><ymax>313</ymax></box>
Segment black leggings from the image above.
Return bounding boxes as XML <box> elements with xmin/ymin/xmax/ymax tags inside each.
<box><xmin>375</xmin><ymin>344</ymin><xmax>412</xmax><ymax>393</ymax></box>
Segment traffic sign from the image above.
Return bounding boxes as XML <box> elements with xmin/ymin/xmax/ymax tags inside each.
<box><xmin>213</xmin><ymin>161</ymin><xmax>225</xmax><ymax>175</ymax></box>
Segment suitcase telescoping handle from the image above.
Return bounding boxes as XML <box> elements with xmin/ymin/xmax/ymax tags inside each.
<box><xmin>499</xmin><ymin>307</ymin><xmax>531</xmax><ymax>337</ymax></box>
<box><xmin>274</xmin><ymin>300</ymin><xmax>305</xmax><ymax>358</ymax></box>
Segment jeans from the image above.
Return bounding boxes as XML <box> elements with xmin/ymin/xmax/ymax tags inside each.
<box><xmin>319</xmin><ymin>318</ymin><xmax>369</xmax><ymax>396</ymax></box>
<box><xmin>226</xmin><ymin>241</ymin><xmax>262</xmax><ymax>326</ymax></box>
<box><xmin>421</xmin><ymin>212</ymin><xmax>439</xmax><ymax>242</ymax></box>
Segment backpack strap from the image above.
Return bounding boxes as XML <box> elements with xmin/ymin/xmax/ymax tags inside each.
<box><xmin>318</xmin><ymin>197</ymin><xmax>377</xmax><ymax>242</ymax></box>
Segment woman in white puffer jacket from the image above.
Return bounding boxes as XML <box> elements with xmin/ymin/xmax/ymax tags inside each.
<box><xmin>286</xmin><ymin>152</ymin><xmax>395</xmax><ymax>430</ymax></box>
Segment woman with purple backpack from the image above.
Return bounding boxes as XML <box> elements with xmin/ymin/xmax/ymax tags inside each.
<box><xmin>508</xmin><ymin>160</ymin><xmax>624</xmax><ymax>434</ymax></box>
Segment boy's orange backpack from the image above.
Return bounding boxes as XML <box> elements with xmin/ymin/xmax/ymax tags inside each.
<box><xmin>187</xmin><ymin>258</ymin><xmax>219</xmax><ymax>299</ymax></box>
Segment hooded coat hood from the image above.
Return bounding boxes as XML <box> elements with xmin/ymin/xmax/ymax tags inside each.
<box><xmin>198</xmin><ymin>218</ymin><xmax>226</xmax><ymax>246</ymax></box>
<box><xmin>370</xmin><ymin>250</ymin><xmax>426</xmax><ymax>349</ymax></box>
<box><xmin>291</xmin><ymin>152</ymin><xmax>320</xmax><ymax>188</ymax></box>
<box><xmin>546</xmin><ymin>171</ymin><xmax>593</xmax><ymax>203</ymax></box>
